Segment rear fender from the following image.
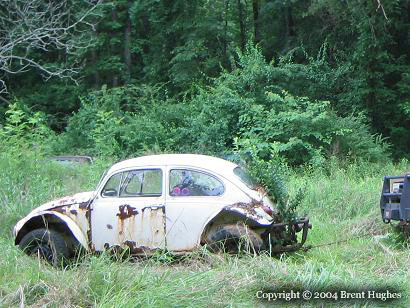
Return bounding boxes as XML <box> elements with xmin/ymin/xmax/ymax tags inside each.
<box><xmin>199</xmin><ymin>207</ymin><xmax>269</xmax><ymax>244</ymax></box>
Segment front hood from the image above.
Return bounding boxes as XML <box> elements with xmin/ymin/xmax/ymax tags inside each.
<box><xmin>29</xmin><ymin>191</ymin><xmax>95</xmax><ymax>215</ymax></box>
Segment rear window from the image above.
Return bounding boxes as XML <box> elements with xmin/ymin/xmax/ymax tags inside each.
<box><xmin>169</xmin><ymin>169</ymin><xmax>224</xmax><ymax>196</ymax></box>
<box><xmin>233</xmin><ymin>167</ymin><xmax>258</xmax><ymax>190</ymax></box>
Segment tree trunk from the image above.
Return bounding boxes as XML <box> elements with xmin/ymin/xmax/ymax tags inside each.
<box><xmin>92</xmin><ymin>24</ymin><xmax>100</xmax><ymax>88</ymax></box>
<box><xmin>237</xmin><ymin>0</ymin><xmax>246</xmax><ymax>51</ymax></box>
<box><xmin>224</xmin><ymin>0</ymin><xmax>229</xmax><ymax>57</ymax></box>
<box><xmin>252</xmin><ymin>0</ymin><xmax>259</xmax><ymax>43</ymax></box>
<box><xmin>111</xmin><ymin>5</ymin><xmax>119</xmax><ymax>87</ymax></box>
<box><xmin>124</xmin><ymin>7</ymin><xmax>132</xmax><ymax>80</ymax></box>
<box><xmin>284</xmin><ymin>5</ymin><xmax>295</xmax><ymax>38</ymax></box>
<box><xmin>92</xmin><ymin>49</ymin><xmax>100</xmax><ymax>88</ymax></box>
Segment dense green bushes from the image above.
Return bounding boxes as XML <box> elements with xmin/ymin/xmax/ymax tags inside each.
<box><xmin>53</xmin><ymin>46</ymin><xmax>389</xmax><ymax>166</ymax></box>
<box><xmin>53</xmin><ymin>84</ymin><xmax>194</xmax><ymax>158</ymax></box>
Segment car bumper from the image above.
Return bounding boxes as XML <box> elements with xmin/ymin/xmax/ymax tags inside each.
<box><xmin>265</xmin><ymin>217</ymin><xmax>312</xmax><ymax>253</ymax></box>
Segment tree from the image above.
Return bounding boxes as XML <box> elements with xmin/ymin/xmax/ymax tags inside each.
<box><xmin>0</xmin><ymin>0</ymin><xmax>101</xmax><ymax>94</ymax></box>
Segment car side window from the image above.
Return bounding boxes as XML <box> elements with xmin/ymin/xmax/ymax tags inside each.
<box><xmin>120</xmin><ymin>169</ymin><xmax>162</xmax><ymax>197</ymax></box>
<box><xmin>169</xmin><ymin>169</ymin><xmax>224</xmax><ymax>197</ymax></box>
<box><xmin>101</xmin><ymin>173</ymin><xmax>122</xmax><ymax>197</ymax></box>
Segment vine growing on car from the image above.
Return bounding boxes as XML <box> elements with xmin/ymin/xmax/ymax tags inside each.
<box><xmin>233</xmin><ymin>138</ymin><xmax>304</xmax><ymax>224</ymax></box>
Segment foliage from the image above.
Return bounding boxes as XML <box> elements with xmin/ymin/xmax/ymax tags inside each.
<box><xmin>49</xmin><ymin>45</ymin><xmax>390</xmax><ymax>167</ymax></box>
<box><xmin>185</xmin><ymin>45</ymin><xmax>390</xmax><ymax>165</ymax></box>
<box><xmin>57</xmin><ymin>84</ymin><xmax>195</xmax><ymax>157</ymax></box>
<box><xmin>11</xmin><ymin>81</ymin><xmax>87</xmax><ymax>131</ymax></box>
<box><xmin>0</xmin><ymin>102</ymin><xmax>54</xmax><ymax>156</ymax></box>
<box><xmin>239</xmin><ymin>90</ymin><xmax>390</xmax><ymax>165</ymax></box>
<box><xmin>233</xmin><ymin>138</ymin><xmax>304</xmax><ymax>223</ymax></box>
<box><xmin>1</xmin><ymin>0</ymin><xmax>409</xmax><ymax>160</ymax></box>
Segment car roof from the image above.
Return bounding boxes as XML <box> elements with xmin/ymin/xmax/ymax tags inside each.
<box><xmin>108</xmin><ymin>154</ymin><xmax>239</xmax><ymax>178</ymax></box>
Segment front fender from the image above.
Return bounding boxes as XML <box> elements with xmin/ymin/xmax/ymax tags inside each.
<box><xmin>14</xmin><ymin>210</ymin><xmax>89</xmax><ymax>251</ymax></box>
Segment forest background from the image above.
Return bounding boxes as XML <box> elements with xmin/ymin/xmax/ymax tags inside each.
<box><xmin>1</xmin><ymin>0</ymin><xmax>409</xmax><ymax>164</ymax></box>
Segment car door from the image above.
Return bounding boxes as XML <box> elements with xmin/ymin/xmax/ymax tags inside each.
<box><xmin>164</xmin><ymin>167</ymin><xmax>228</xmax><ymax>251</ymax></box>
<box><xmin>90</xmin><ymin>167</ymin><xmax>166</xmax><ymax>252</ymax></box>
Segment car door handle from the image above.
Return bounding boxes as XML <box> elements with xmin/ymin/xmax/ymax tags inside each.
<box><xmin>142</xmin><ymin>204</ymin><xmax>165</xmax><ymax>211</ymax></box>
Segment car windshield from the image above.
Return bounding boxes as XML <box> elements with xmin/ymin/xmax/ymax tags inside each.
<box><xmin>233</xmin><ymin>167</ymin><xmax>258</xmax><ymax>190</ymax></box>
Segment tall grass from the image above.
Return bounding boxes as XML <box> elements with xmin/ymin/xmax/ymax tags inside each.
<box><xmin>0</xmin><ymin>150</ymin><xmax>111</xmax><ymax>239</ymax></box>
<box><xmin>1</xmin><ymin>155</ymin><xmax>410</xmax><ymax>307</ymax></box>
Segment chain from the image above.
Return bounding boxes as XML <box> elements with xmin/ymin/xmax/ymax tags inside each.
<box><xmin>302</xmin><ymin>231</ymin><xmax>376</xmax><ymax>251</ymax></box>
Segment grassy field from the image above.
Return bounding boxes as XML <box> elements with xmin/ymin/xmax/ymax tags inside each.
<box><xmin>1</xmin><ymin>153</ymin><xmax>410</xmax><ymax>307</ymax></box>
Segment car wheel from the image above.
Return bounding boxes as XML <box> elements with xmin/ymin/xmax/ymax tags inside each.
<box><xmin>206</xmin><ymin>223</ymin><xmax>263</xmax><ymax>254</ymax></box>
<box><xmin>19</xmin><ymin>228</ymin><xmax>71</xmax><ymax>267</ymax></box>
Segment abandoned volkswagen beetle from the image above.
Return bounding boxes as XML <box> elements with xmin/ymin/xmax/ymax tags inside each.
<box><xmin>14</xmin><ymin>154</ymin><xmax>310</xmax><ymax>264</ymax></box>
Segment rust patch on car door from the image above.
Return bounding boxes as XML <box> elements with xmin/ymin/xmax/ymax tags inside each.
<box><xmin>116</xmin><ymin>204</ymin><xmax>165</xmax><ymax>251</ymax></box>
<box><xmin>117</xmin><ymin>204</ymin><xmax>139</xmax><ymax>220</ymax></box>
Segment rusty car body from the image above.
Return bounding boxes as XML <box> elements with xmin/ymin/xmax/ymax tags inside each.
<box><xmin>14</xmin><ymin>154</ymin><xmax>310</xmax><ymax>263</ymax></box>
